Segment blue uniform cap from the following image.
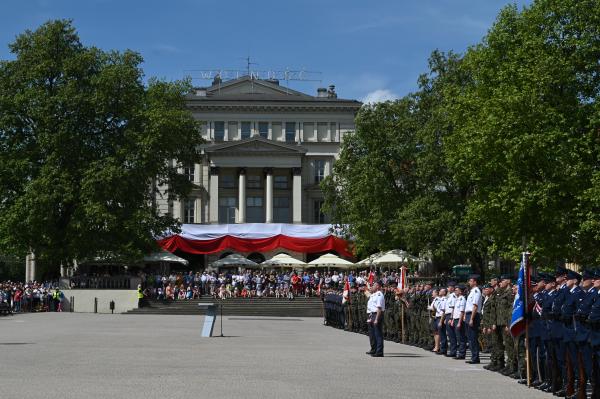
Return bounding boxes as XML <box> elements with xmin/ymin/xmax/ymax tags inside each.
<box><xmin>582</xmin><ymin>270</ymin><xmax>595</xmax><ymax>281</ymax></box>
<box><xmin>468</xmin><ymin>274</ymin><xmax>480</xmax><ymax>281</ymax></box>
<box><xmin>555</xmin><ymin>267</ymin><xmax>569</xmax><ymax>277</ymax></box>
<box><xmin>566</xmin><ymin>270</ymin><xmax>582</xmax><ymax>281</ymax></box>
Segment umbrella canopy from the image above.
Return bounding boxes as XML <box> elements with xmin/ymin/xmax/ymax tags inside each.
<box><xmin>211</xmin><ymin>254</ymin><xmax>259</xmax><ymax>268</ymax></box>
<box><xmin>261</xmin><ymin>253</ymin><xmax>307</xmax><ymax>268</ymax></box>
<box><xmin>308</xmin><ymin>253</ymin><xmax>354</xmax><ymax>269</ymax></box>
<box><xmin>357</xmin><ymin>251</ymin><xmax>385</xmax><ymax>266</ymax></box>
<box><xmin>143</xmin><ymin>250</ymin><xmax>189</xmax><ymax>265</ymax></box>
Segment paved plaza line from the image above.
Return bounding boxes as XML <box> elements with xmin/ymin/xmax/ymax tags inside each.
<box><xmin>0</xmin><ymin>313</ymin><xmax>548</xmax><ymax>399</ymax></box>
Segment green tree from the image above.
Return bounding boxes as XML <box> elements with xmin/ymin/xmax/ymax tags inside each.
<box><xmin>445</xmin><ymin>0</ymin><xmax>600</xmax><ymax>264</ymax></box>
<box><xmin>0</xmin><ymin>20</ymin><xmax>202</xmax><ymax>269</ymax></box>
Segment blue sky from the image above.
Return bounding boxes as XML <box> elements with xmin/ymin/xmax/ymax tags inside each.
<box><xmin>1</xmin><ymin>0</ymin><xmax>531</xmax><ymax>102</ymax></box>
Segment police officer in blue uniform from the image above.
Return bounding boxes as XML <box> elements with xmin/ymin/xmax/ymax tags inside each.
<box><xmin>558</xmin><ymin>269</ymin><xmax>584</xmax><ymax>398</ymax></box>
<box><xmin>587</xmin><ymin>271</ymin><xmax>600</xmax><ymax>399</ymax></box>
<box><xmin>521</xmin><ymin>274</ymin><xmax>548</xmax><ymax>386</ymax></box>
<box><xmin>546</xmin><ymin>267</ymin><xmax>569</xmax><ymax>394</ymax></box>
<box><xmin>574</xmin><ymin>269</ymin><xmax>596</xmax><ymax>398</ymax></box>
<box><xmin>538</xmin><ymin>273</ymin><xmax>557</xmax><ymax>392</ymax></box>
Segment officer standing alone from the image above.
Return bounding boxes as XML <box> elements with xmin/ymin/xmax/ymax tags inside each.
<box><xmin>366</xmin><ymin>281</ymin><xmax>385</xmax><ymax>357</ymax></box>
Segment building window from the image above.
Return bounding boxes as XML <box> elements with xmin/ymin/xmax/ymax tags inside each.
<box><xmin>247</xmin><ymin>175</ymin><xmax>261</xmax><ymax>189</ymax></box>
<box><xmin>314</xmin><ymin>160</ymin><xmax>325</xmax><ymax>183</ymax></box>
<box><xmin>246</xmin><ymin>196</ymin><xmax>264</xmax><ymax>223</ymax></box>
<box><xmin>214</xmin><ymin>121</ymin><xmax>225</xmax><ymax>141</ymax></box>
<box><xmin>274</xmin><ymin>175</ymin><xmax>288</xmax><ymax>189</ymax></box>
<box><xmin>258</xmin><ymin>122</ymin><xmax>269</xmax><ymax>139</ymax></box>
<box><xmin>220</xmin><ymin>175</ymin><xmax>235</xmax><ymax>189</ymax></box>
<box><xmin>183</xmin><ymin>165</ymin><xmax>195</xmax><ymax>182</ymax></box>
<box><xmin>183</xmin><ymin>199</ymin><xmax>195</xmax><ymax>223</ymax></box>
<box><xmin>218</xmin><ymin>197</ymin><xmax>236</xmax><ymax>224</ymax></box>
<box><xmin>313</xmin><ymin>200</ymin><xmax>326</xmax><ymax>224</ymax></box>
<box><xmin>274</xmin><ymin>197</ymin><xmax>290</xmax><ymax>223</ymax></box>
<box><xmin>285</xmin><ymin>122</ymin><xmax>296</xmax><ymax>143</ymax></box>
<box><xmin>241</xmin><ymin>122</ymin><xmax>251</xmax><ymax>140</ymax></box>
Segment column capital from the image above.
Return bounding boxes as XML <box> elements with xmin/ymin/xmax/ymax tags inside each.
<box><xmin>263</xmin><ymin>167</ymin><xmax>274</xmax><ymax>176</ymax></box>
<box><xmin>292</xmin><ymin>167</ymin><xmax>302</xmax><ymax>176</ymax></box>
<box><xmin>210</xmin><ymin>166</ymin><xmax>220</xmax><ymax>175</ymax></box>
<box><xmin>237</xmin><ymin>167</ymin><xmax>247</xmax><ymax>175</ymax></box>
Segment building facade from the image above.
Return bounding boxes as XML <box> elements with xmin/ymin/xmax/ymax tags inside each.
<box><xmin>156</xmin><ymin>76</ymin><xmax>361</xmax><ymax>266</ymax></box>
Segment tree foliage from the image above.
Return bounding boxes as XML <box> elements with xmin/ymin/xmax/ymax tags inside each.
<box><xmin>325</xmin><ymin>0</ymin><xmax>600</xmax><ymax>267</ymax></box>
<box><xmin>0</xmin><ymin>20</ymin><xmax>202</xmax><ymax>267</ymax></box>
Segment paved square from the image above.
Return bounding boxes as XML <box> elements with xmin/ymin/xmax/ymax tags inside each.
<box><xmin>0</xmin><ymin>313</ymin><xmax>548</xmax><ymax>399</ymax></box>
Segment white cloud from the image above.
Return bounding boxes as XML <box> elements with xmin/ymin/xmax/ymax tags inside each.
<box><xmin>361</xmin><ymin>89</ymin><xmax>399</xmax><ymax>104</ymax></box>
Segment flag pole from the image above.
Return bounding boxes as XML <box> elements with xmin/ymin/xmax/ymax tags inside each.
<box><xmin>523</xmin><ymin>251</ymin><xmax>531</xmax><ymax>387</ymax></box>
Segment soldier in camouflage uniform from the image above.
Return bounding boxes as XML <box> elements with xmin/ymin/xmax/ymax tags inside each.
<box><xmin>483</xmin><ymin>282</ymin><xmax>502</xmax><ymax>371</ymax></box>
<box><xmin>497</xmin><ymin>276</ymin><xmax>516</xmax><ymax>376</ymax></box>
<box><xmin>480</xmin><ymin>284</ymin><xmax>494</xmax><ymax>360</ymax></box>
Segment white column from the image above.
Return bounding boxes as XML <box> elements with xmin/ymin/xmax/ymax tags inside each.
<box><xmin>238</xmin><ymin>168</ymin><xmax>246</xmax><ymax>223</ymax></box>
<box><xmin>172</xmin><ymin>199</ymin><xmax>182</xmax><ymax>221</ymax></box>
<box><xmin>292</xmin><ymin>168</ymin><xmax>302</xmax><ymax>224</ymax></box>
<box><xmin>60</xmin><ymin>262</ymin><xmax>66</xmax><ymax>278</ymax></box>
<box><xmin>268</xmin><ymin>122</ymin><xmax>272</xmax><ymax>140</ymax></box>
<box><xmin>25</xmin><ymin>254</ymin><xmax>31</xmax><ymax>283</ymax></box>
<box><xmin>29</xmin><ymin>253</ymin><xmax>36</xmax><ymax>282</ymax></box>
<box><xmin>224</xmin><ymin>122</ymin><xmax>229</xmax><ymax>141</ymax></box>
<box><xmin>194</xmin><ymin>197</ymin><xmax>202</xmax><ymax>223</ymax></box>
<box><xmin>209</xmin><ymin>167</ymin><xmax>219</xmax><ymax>223</ymax></box>
<box><xmin>265</xmin><ymin>168</ymin><xmax>273</xmax><ymax>223</ymax></box>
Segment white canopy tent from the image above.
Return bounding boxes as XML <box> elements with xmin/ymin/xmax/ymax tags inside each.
<box><xmin>308</xmin><ymin>253</ymin><xmax>355</xmax><ymax>270</ymax></box>
<box><xmin>261</xmin><ymin>253</ymin><xmax>307</xmax><ymax>269</ymax></box>
<box><xmin>143</xmin><ymin>250</ymin><xmax>189</xmax><ymax>265</ymax></box>
<box><xmin>211</xmin><ymin>254</ymin><xmax>259</xmax><ymax>269</ymax></box>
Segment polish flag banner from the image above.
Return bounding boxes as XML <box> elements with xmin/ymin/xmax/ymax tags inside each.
<box><xmin>398</xmin><ymin>266</ymin><xmax>407</xmax><ymax>290</ymax></box>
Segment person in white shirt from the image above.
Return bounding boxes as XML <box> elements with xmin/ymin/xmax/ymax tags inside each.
<box><xmin>443</xmin><ymin>282</ymin><xmax>457</xmax><ymax>357</ymax></box>
<box><xmin>429</xmin><ymin>289</ymin><xmax>441</xmax><ymax>353</ymax></box>
<box><xmin>452</xmin><ymin>285</ymin><xmax>467</xmax><ymax>359</ymax></box>
<box><xmin>465</xmin><ymin>274</ymin><xmax>483</xmax><ymax>364</ymax></box>
<box><xmin>436</xmin><ymin>288</ymin><xmax>447</xmax><ymax>355</ymax></box>
<box><xmin>366</xmin><ymin>281</ymin><xmax>385</xmax><ymax>357</ymax></box>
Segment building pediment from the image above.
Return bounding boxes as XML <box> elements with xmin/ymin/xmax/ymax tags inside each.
<box><xmin>206</xmin><ymin>76</ymin><xmax>311</xmax><ymax>98</ymax></box>
<box><xmin>205</xmin><ymin>136</ymin><xmax>307</xmax><ymax>155</ymax></box>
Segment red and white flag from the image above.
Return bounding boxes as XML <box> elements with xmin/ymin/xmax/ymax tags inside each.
<box><xmin>342</xmin><ymin>279</ymin><xmax>350</xmax><ymax>304</ymax></box>
<box><xmin>397</xmin><ymin>266</ymin><xmax>407</xmax><ymax>290</ymax></box>
<box><xmin>368</xmin><ymin>270</ymin><xmax>375</xmax><ymax>285</ymax></box>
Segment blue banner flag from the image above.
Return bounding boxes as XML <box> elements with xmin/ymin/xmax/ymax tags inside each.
<box><xmin>510</xmin><ymin>252</ymin><xmax>529</xmax><ymax>337</ymax></box>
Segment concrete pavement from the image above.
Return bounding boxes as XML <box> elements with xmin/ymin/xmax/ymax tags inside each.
<box><xmin>0</xmin><ymin>313</ymin><xmax>549</xmax><ymax>399</ymax></box>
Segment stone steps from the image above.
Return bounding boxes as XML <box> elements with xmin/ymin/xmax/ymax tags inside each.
<box><xmin>125</xmin><ymin>297</ymin><xmax>324</xmax><ymax>317</ymax></box>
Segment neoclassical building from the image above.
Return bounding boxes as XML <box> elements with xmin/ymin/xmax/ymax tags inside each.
<box><xmin>156</xmin><ymin>75</ymin><xmax>361</xmax><ymax>266</ymax></box>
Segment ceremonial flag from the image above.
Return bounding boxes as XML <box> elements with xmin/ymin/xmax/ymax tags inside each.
<box><xmin>398</xmin><ymin>266</ymin><xmax>407</xmax><ymax>290</ymax></box>
<box><xmin>342</xmin><ymin>280</ymin><xmax>350</xmax><ymax>304</ymax></box>
<box><xmin>510</xmin><ymin>252</ymin><xmax>530</xmax><ymax>337</ymax></box>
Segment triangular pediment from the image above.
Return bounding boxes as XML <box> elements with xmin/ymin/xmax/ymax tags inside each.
<box><xmin>206</xmin><ymin>76</ymin><xmax>312</xmax><ymax>98</ymax></box>
<box><xmin>205</xmin><ymin>136</ymin><xmax>307</xmax><ymax>154</ymax></box>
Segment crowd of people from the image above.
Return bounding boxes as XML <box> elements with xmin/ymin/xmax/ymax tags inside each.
<box><xmin>0</xmin><ymin>280</ymin><xmax>64</xmax><ymax>314</ymax></box>
<box><xmin>139</xmin><ymin>269</ymin><xmax>377</xmax><ymax>302</ymax></box>
<box><xmin>324</xmin><ymin>267</ymin><xmax>600</xmax><ymax>399</ymax></box>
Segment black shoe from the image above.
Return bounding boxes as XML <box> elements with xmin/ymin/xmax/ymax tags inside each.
<box><xmin>499</xmin><ymin>368</ymin><xmax>512</xmax><ymax>376</ymax></box>
<box><xmin>509</xmin><ymin>372</ymin><xmax>520</xmax><ymax>379</ymax></box>
<box><xmin>446</xmin><ymin>353</ymin><xmax>456</xmax><ymax>357</ymax></box>
<box><xmin>553</xmin><ymin>388</ymin><xmax>566</xmax><ymax>396</ymax></box>
<box><xmin>371</xmin><ymin>353</ymin><xmax>383</xmax><ymax>357</ymax></box>
<box><xmin>517</xmin><ymin>379</ymin><xmax>527</xmax><ymax>384</ymax></box>
<box><xmin>453</xmin><ymin>356</ymin><xmax>465</xmax><ymax>360</ymax></box>
<box><xmin>436</xmin><ymin>351</ymin><xmax>446</xmax><ymax>355</ymax></box>
<box><xmin>531</xmin><ymin>380</ymin><xmax>542</xmax><ymax>387</ymax></box>
<box><xmin>483</xmin><ymin>364</ymin><xmax>494</xmax><ymax>370</ymax></box>
<box><xmin>366</xmin><ymin>351</ymin><xmax>374</xmax><ymax>355</ymax></box>
<box><xmin>490</xmin><ymin>364</ymin><xmax>505</xmax><ymax>372</ymax></box>
<box><xmin>465</xmin><ymin>360</ymin><xmax>480</xmax><ymax>364</ymax></box>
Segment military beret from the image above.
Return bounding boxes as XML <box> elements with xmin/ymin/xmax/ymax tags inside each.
<box><xmin>482</xmin><ymin>284</ymin><xmax>491</xmax><ymax>289</ymax></box>
<box><xmin>538</xmin><ymin>273</ymin><xmax>553</xmax><ymax>283</ymax></box>
<box><xmin>555</xmin><ymin>267</ymin><xmax>569</xmax><ymax>277</ymax></box>
<box><xmin>500</xmin><ymin>274</ymin><xmax>512</xmax><ymax>281</ymax></box>
<box><xmin>566</xmin><ymin>270</ymin><xmax>582</xmax><ymax>281</ymax></box>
